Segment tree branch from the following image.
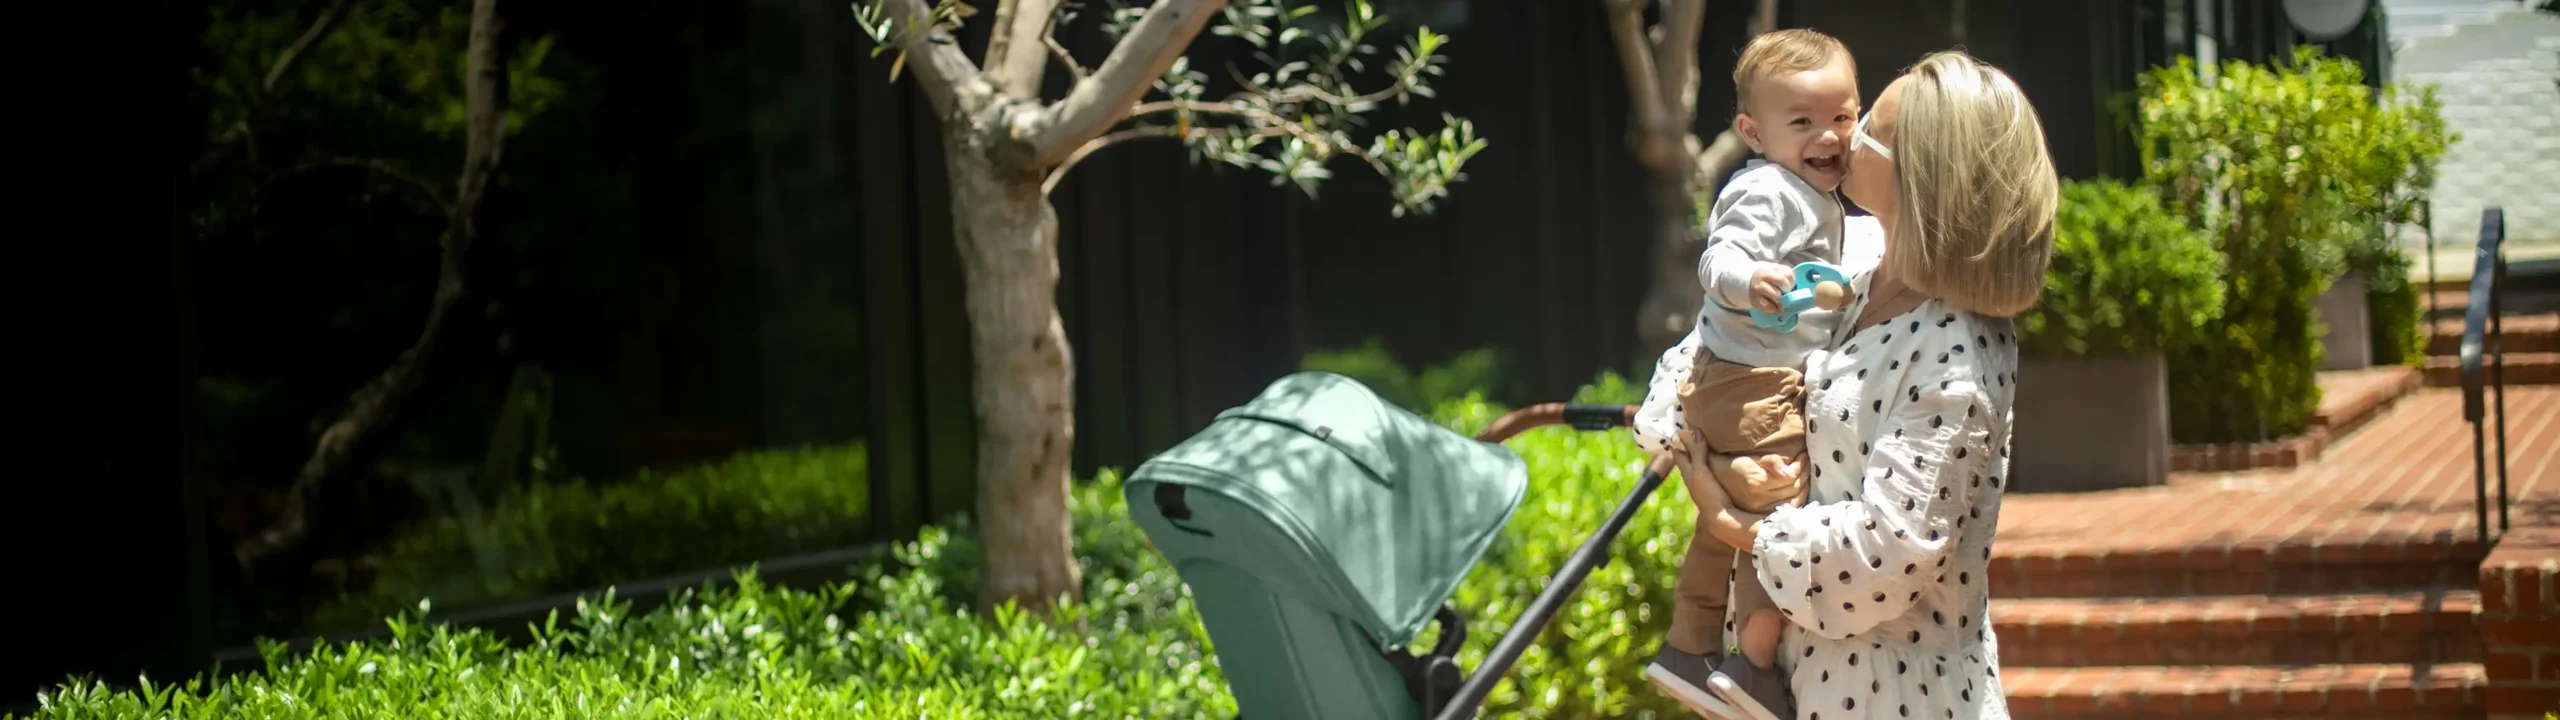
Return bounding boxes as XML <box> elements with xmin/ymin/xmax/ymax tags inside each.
<box><xmin>1125</xmin><ymin>99</ymin><xmax>1355</xmax><ymax>158</ymax></box>
<box><xmin>1027</xmin><ymin>0</ymin><xmax>1227</xmax><ymax>168</ymax></box>
<box><xmin>268</xmin><ymin>156</ymin><xmax>456</xmax><ymax>213</ymax></box>
<box><xmin>263</xmin><ymin>0</ymin><xmax>353</xmax><ymax>97</ymax></box>
<box><xmin>989</xmin><ymin>0</ymin><xmax>1058</xmax><ymax>99</ymax></box>
<box><xmin>1047</xmin><ymin>35</ymin><xmax>1088</xmax><ymax>81</ymax></box>
<box><xmin>195</xmin><ymin>0</ymin><xmax>355</xmax><ymax>176</ymax></box>
<box><xmin>878</xmin><ymin>0</ymin><xmax>994</xmax><ymax>118</ymax></box>
<box><xmin>1044</xmin><ymin>126</ymin><xmax>1178</xmax><ymax>194</ymax></box>
<box><xmin>1693</xmin><ymin>128</ymin><xmax>1751</xmax><ymax>193</ymax></box>
<box><xmin>1604</xmin><ymin>0</ymin><xmax>1685</xmax><ymax>175</ymax></box>
<box><xmin>1651</xmin><ymin>0</ymin><xmax>1703</xmax><ymax>130</ymax></box>
<box><xmin>1221</xmin><ymin>62</ymin><xmax>1402</xmax><ymax>110</ymax></box>
<box><xmin>234</xmin><ymin>0</ymin><xmax>514</xmax><ymax>573</ymax></box>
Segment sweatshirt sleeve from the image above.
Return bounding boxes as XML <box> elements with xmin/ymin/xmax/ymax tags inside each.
<box><xmin>1696</xmin><ymin>176</ymin><xmax>1820</xmax><ymax>312</ymax></box>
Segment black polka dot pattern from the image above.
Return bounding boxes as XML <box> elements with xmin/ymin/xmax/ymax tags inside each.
<box><xmin>1684</xmin><ymin>303</ymin><xmax>2012</xmax><ymax>719</ymax></box>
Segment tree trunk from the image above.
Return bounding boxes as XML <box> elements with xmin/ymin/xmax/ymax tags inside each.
<box><xmin>232</xmin><ymin>0</ymin><xmax>511</xmax><ymax>574</ymax></box>
<box><xmin>1631</xmin><ymin>130</ymin><xmax>1753</xmax><ymax>355</ymax></box>
<box><xmin>945</xmin><ymin>129</ymin><xmax>1082</xmax><ymax>617</ymax></box>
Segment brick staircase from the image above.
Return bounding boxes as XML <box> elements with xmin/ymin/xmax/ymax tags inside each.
<box><xmin>1983</xmin><ymin>381</ymin><xmax>2560</xmax><ymax>718</ymax></box>
<box><xmin>1989</xmin><ymin>536</ymin><xmax>2491</xmax><ymax>718</ymax></box>
<box><xmin>2418</xmin><ymin>281</ymin><xmax>2560</xmax><ymax>388</ymax></box>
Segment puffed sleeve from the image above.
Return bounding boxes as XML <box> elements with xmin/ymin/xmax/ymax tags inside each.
<box><xmin>1747</xmin><ymin>340</ymin><xmax>1994</xmax><ymax>640</ymax></box>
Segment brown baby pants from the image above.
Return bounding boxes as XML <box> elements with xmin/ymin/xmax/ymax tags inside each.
<box><xmin>1667</xmin><ymin>348</ymin><xmax>1811</xmax><ymax>656</ymax></box>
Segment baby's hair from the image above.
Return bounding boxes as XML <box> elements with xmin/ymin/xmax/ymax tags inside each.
<box><xmin>1731</xmin><ymin>29</ymin><xmax>1856</xmax><ymax>116</ymax></box>
<box><xmin>1881</xmin><ymin>50</ymin><xmax>2060</xmax><ymax>318</ymax></box>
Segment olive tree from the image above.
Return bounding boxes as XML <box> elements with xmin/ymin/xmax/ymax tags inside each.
<box><xmin>1607</xmin><ymin>0</ymin><xmax>1775</xmax><ymax>353</ymax></box>
<box><xmin>852</xmin><ymin>0</ymin><xmax>1484</xmax><ymax>615</ymax></box>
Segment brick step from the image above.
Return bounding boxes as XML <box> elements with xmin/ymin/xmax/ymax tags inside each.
<box><xmin>2003</xmin><ymin>662</ymin><xmax>2487</xmax><ymax>719</ymax></box>
<box><xmin>2420</xmin><ymin>286</ymin><xmax>2560</xmax><ymax>320</ymax></box>
<box><xmin>1990</xmin><ymin>537</ymin><xmax>2487</xmax><ymax>599</ymax></box>
<box><xmin>1993</xmin><ymin>590</ymin><xmax>2481</xmax><ymax>668</ymax></box>
<box><xmin>2425</xmin><ymin>313</ymin><xmax>2560</xmax><ymax>356</ymax></box>
<box><xmin>2423</xmin><ymin>351</ymin><xmax>2560</xmax><ymax>387</ymax></box>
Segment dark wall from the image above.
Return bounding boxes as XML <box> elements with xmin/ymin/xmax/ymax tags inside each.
<box><xmin>854</xmin><ymin>2</ymin><xmax>1770</xmax><ymax>537</ymax></box>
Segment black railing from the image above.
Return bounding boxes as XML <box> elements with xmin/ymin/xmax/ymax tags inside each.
<box><xmin>2461</xmin><ymin>206</ymin><xmax>2512</xmax><ymax>547</ymax></box>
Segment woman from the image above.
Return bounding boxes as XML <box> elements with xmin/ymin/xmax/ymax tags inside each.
<box><xmin>1681</xmin><ymin>49</ymin><xmax>2059</xmax><ymax>720</ymax></box>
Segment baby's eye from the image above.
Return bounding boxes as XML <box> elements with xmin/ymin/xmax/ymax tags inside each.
<box><xmin>1790</xmin><ymin>117</ymin><xmax>1812</xmax><ymax>127</ymax></box>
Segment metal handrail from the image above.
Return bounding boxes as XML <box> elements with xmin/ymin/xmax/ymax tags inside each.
<box><xmin>2461</xmin><ymin>206</ymin><xmax>2511</xmax><ymax>546</ymax></box>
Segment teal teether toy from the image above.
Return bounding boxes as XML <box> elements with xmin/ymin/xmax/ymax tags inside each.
<box><xmin>1749</xmin><ymin>261</ymin><xmax>1853</xmax><ymax>333</ymax></box>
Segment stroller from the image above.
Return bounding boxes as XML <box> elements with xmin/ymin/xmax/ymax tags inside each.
<box><xmin>1125</xmin><ymin>371</ymin><xmax>1687</xmax><ymax>720</ymax></box>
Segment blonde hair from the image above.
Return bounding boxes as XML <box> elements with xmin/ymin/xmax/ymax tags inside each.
<box><xmin>1732</xmin><ymin>29</ymin><xmax>1855</xmax><ymax>115</ymax></box>
<box><xmin>1881</xmin><ymin>50</ymin><xmax>2059</xmax><ymax>318</ymax></box>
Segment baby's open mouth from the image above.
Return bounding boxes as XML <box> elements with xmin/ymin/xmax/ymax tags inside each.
<box><xmin>1805</xmin><ymin>154</ymin><xmax>1843</xmax><ymax>173</ymax></box>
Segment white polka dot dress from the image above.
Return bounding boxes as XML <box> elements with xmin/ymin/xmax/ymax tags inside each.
<box><xmin>1736</xmin><ymin>272</ymin><xmax>2018</xmax><ymax>720</ymax></box>
<box><xmin>1632</xmin><ymin>337</ymin><xmax>1707</xmax><ymax>455</ymax></box>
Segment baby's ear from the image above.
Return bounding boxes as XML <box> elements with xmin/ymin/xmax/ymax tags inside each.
<box><xmin>1733</xmin><ymin>114</ymin><xmax>1761</xmax><ymax>152</ymax></box>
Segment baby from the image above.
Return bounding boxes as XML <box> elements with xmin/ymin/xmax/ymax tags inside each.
<box><xmin>1634</xmin><ymin>28</ymin><xmax>1861</xmax><ymax>720</ymax></box>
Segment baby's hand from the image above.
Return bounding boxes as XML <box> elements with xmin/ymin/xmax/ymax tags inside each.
<box><xmin>1752</xmin><ymin>455</ymin><xmax>1802</xmax><ymax>485</ymax></box>
<box><xmin>1749</xmin><ymin>264</ymin><xmax>1793</xmax><ymax>314</ymax></box>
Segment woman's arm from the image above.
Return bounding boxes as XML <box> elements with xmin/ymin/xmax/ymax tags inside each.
<box><xmin>1744</xmin><ymin>360</ymin><xmax>1996</xmax><ymax>640</ymax></box>
<box><xmin>1674</xmin><ymin>446</ymin><xmax>1783</xmax><ymax>548</ymax></box>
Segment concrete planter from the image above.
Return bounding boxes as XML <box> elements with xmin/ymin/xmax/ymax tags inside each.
<box><xmin>2010</xmin><ymin>353</ymin><xmax>2171</xmax><ymax>493</ymax></box>
<box><xmin>2316</xmin><ymin>270</ymin><xmax>2373</xmax><ymax>370</ymax></box>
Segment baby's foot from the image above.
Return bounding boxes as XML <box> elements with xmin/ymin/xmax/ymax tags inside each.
<box><xmin>1644</xmin><ymin>644</ymin><xmax>1741</xmax><ymax>718</ymax></box>
<box><xmin>1707</xmin><ymin>659</ymin><xmax>1796</xmax><ymax>720</ymax></box>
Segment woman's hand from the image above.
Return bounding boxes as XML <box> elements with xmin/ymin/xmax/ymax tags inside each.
<box><xmin>1674</xmin><ymin>431</ymin><xmax>1783</xmax><ymax>548</ymax></box>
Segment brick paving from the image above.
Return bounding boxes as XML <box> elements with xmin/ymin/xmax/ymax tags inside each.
<box><xmin>1995</xmin><ymin>385</ymin><xmax>2557</xmax><ymax>561</ymax></box>
<box><xmin>1984</xmin><ymin>384</ymin><xmax>2558</xmax><ymax>718</ymax></box>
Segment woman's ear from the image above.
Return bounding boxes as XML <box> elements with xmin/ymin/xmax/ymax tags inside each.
<box><xmin>1734</xmin><ymin>114</ymin><xmax>1765</xmax><ymax>154</ymax></box>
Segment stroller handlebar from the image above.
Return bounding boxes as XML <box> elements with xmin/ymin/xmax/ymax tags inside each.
<box><xmin>1436</xmin><ymin>399</ymin><xmax>1672</xmax><ymax>719</ymax></box>
<box><xmin>1473</xmin><ymin>403</ymin><xmax>1639</xmax><ymax>444</ymax></box>
<box><xmin>1433</xmin><ymin>453</ymin><xmax>1678</xmax><ymax>720</ymax></box>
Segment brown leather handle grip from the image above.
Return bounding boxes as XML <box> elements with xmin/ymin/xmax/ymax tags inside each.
<box><xmin>1472</xmin><ymin>402</ymin><xmax>1639</xmax><ymax>444</ymax></box>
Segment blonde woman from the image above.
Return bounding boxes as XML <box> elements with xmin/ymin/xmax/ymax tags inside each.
<box><xmin>1676</xmin><ymin>49</ymin><xmax>2057</xmax><ymax>720</ymax></box>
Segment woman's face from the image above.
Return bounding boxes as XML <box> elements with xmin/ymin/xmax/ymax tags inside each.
<box><xmin>1844</xmin><ymin>77</ymin><xmax>1905</xmax><ymax>226</ymax></box>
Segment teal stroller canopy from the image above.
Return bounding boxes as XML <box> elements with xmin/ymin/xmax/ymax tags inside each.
<box><xmin>1126</xmin><ymin>371</ymin><xmax>1528</xmax><ymax>649</ymax></box>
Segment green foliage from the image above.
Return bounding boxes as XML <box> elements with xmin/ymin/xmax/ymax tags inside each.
<box><xmin>200</xmin><ymin>0</ymin><xmax>572</xmax><ymax>176</ymax></box>
<box><xmin>2136</xmin><ymin>47</ymin><xmax>2453</xmax><ymax>442</ymax></box>
<box><xmin>2360</xmin><ymin>231</ymin><xmax>2429</xmax><ymax>368</ymax></box>
<box><xmin>1421</xmin><ymin>374</ymin><xmax>1700</xmax><ymax>718</ymax></box>
<box><xmin>1298</xmin><ymin>337</ymin><xmax>1512</xmax><ymax>412</ymax></box>
<box><xmin>2018</xmin><ymin>179</ymin><xmax>2226</xmax><ymax>357</ymax></box>
<box><xmin>24</xmin><ymin>487</ymin><xmax>1229</xmax><ymax>719</ymax></box>
<box><xmin>1153</xmin><ymin>0</ymin><xmax>1486</xmax><ymax>216</ymax></box>
<box><xmin>304</xmin><ymin>443</ymin><xmax>872</xmax><ymax>634</ymax></box>
<box><xmin>39</xmin><ymin>379</ymin><xmax>1721</xmax><ymax>718</ymax></box>
<box><xmin>851</xmin><ymin>0</ymin><xmax>1487</xmax><ymax>217</ymax></box>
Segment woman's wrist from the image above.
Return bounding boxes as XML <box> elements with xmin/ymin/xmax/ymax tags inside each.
<box><xmin>1707</xmin><ymin>504</ymin><xmax>1769</xmax><ymax>548</ymax></box>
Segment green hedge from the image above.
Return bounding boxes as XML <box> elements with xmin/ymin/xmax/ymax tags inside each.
<box><xmin>2017</xmin><ymin>178</ymin><xmax>2226</xmax><ymax>357</ymax></box>
<box><xmin>2344</xmin><ymin>226</ymin><xmax>2426</xmax><ymax>366</ymax></box>
<box><xmin>1300</xmin><ymin>337</ymin><xmax>1516</xmax><ymax>412</ymax></box>
<box><xmin>2137</xmin><ymin>47</ymin><xmax>2450</xmax><ymax>443</ymax></box>
<box><xmin>305</xmin><ymin>443</ymin><xmax>871</xmax><ymax>634</ymax></box>
<box><xmin>36</xmin><ymin>377</ymin><xmax>1717</xmax><ymax>719</ymax></box>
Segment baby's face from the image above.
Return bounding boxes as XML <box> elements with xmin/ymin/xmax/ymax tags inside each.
<box><xmin>1740</xmin><ymin>59</ymin><xmax>1861</xmax><ymax>192</ymax></box>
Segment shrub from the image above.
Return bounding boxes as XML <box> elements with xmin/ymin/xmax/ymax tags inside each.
<box><xmin>2017</xmin><ymin>178</ymin><xmax>2225</xmax><ymax>357</ymax></box>
<box><xmin>1300</xmin><ymin>337</ymin><xmax>1514</xmax><ymax>412</ymax></box>
<box><xmin>40</xmin><ymin>376</ymin><xmax>1723</xmax><ymax>718</ymax></box>
<box><xmin>305</xmin><ymin>443</ymin><xmax>871</xmax><ymax>633</ymax></box>
<box><xmin>2137</xmin><ymin>47</ymin><xmax>2451</xmax><ymax>442</ymax></box>
<box><xmin>2358</xmin><ymin>231</ymin><xmax>2429</xmax><ymax>368</ymax></box>
<box><xmin>27</xmin><ymin>473</ymin><xmax>1230</xmax><ymax>720</ymax></box>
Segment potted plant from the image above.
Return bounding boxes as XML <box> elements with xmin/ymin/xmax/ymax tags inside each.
<box><xmin>2013</xmin><ymin>179</ymin><xmax>2226</xmax><ymax>492</ymax></box>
